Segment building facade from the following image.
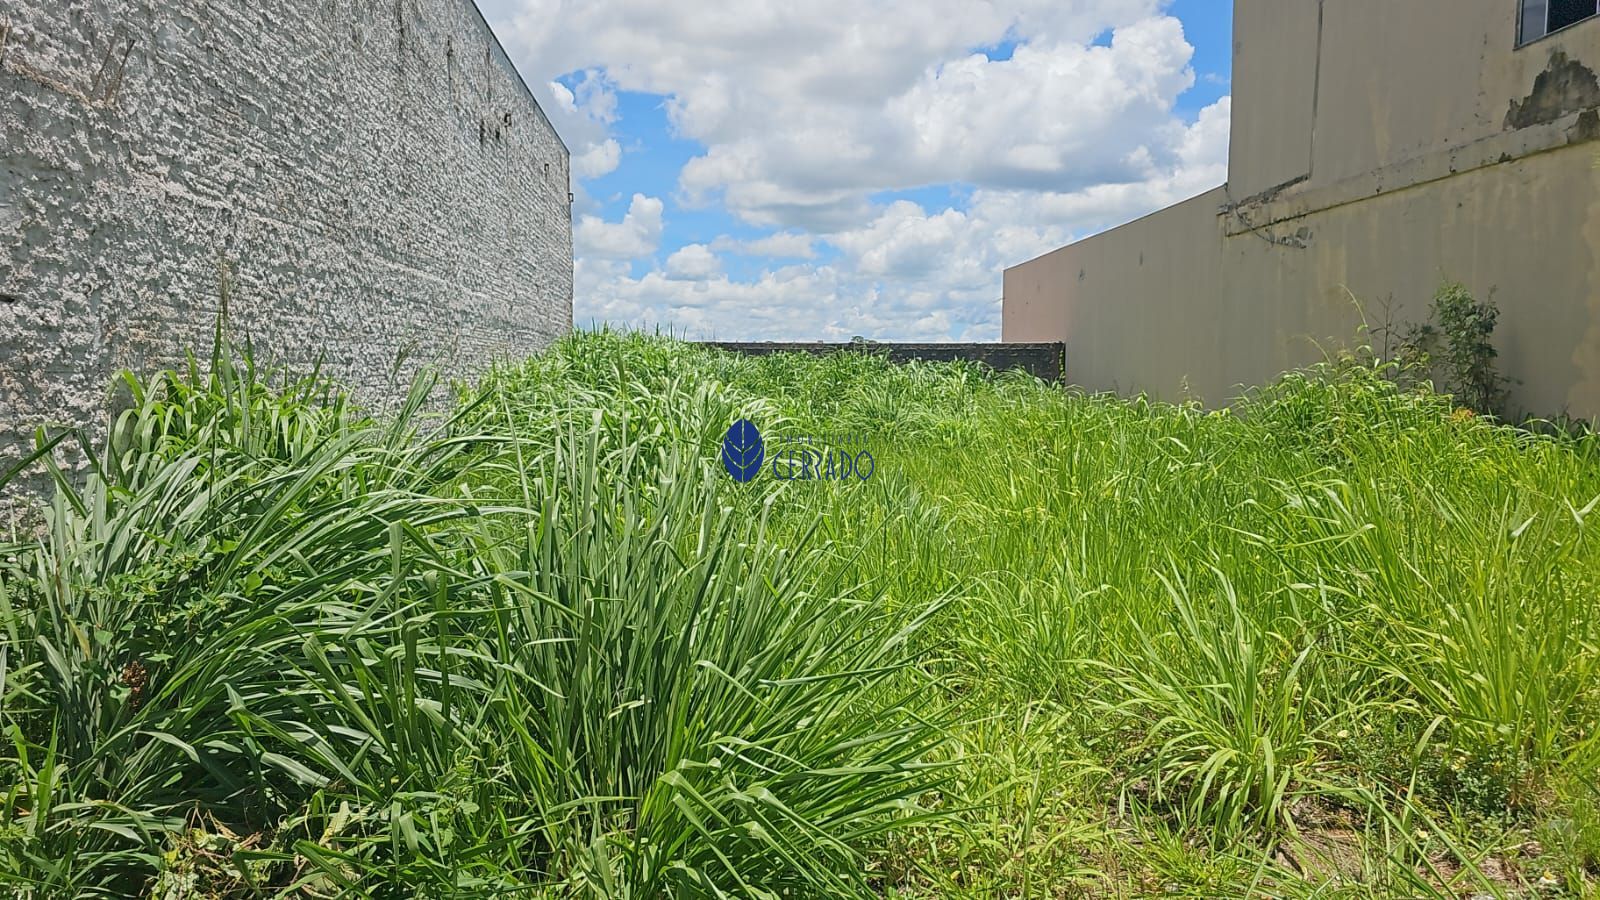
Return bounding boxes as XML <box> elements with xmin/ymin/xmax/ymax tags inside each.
<box><xmin>0</xmin><ymin>0</ymin><xmax>571</xmax><ymax>492</ymax></box>
<box><xmin>1003</xmin><ymin>0</ymin><xmax>1600</xmax><ymax>418</ymax></box>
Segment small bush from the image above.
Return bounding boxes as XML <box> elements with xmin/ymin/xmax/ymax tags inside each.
<box><xmin>1396</xmin><ymin>280</ymin><xmax>1512</xmax><ymax>418</ymax></box>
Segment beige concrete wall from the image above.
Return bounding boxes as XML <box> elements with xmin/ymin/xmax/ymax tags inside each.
<box><xmin>1308</xmin><ymin>0</ymin><xmax>1600</xmax><ymax>187</ymax></box>
<box><xmin>1229</xmin><ymin>0</ymin><xmax>1600</xmax><ymax>192</ymax></box>
<box><xmin>1227</xmin><ymin>0</ymin><xmax>1319</xmax><ymax>198</ymax></box>
<box><xmin>1004</xmin><ymin>0</ymin><xmax>1600</xmax><ymax>418</ymax></box>
<box><xmin>1003</xmin><ymin>190</ymin><xmax>1227</xmax><ymax>399</ymax></box>
<box><xmin>1005</xmin><ymin>143</ymin><xmax>1600</xmax><ymax>416</ymax></box>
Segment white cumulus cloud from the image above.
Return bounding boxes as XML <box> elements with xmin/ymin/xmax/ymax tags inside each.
<box><xmin>477</xmin><ymin>0</ymin><xmax>1232</xmax><ymax>342</ymax></box>
<box><xmin>572</xmin><ymin>193</ymin><xmax>664</xmax><ymax>260</ymax></box>
<box><xmin>711</xmin><ymin>232</ymin><xmax>817</xmax><ymax>260</ymax></box>
<box><xmin>664</xmin><ymin>243</ymin><xmax>722</xmax><ymax>280</ymax></box>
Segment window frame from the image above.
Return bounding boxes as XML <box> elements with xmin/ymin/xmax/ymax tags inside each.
<box><xmin>1519</xmin><ymin>0</ymin><xmax>1600</xmax><ymax>47</ymax></box>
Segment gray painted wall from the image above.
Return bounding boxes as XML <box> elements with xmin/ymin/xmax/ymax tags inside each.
<box><xmin>0</xmin><ymin>0</ymin><xmax>571</xmax><ymax>502</ymax></box>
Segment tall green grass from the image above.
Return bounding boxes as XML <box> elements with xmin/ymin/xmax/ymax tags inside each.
<box><xmin>0</xmin><ymin>347</ymin><xmax>948</xmax><ymax>896</ymax></box>
<box><xmin>3</xmin><ymin>330</ymin><xmax>1599</xmax><ymax>897</ymax></box>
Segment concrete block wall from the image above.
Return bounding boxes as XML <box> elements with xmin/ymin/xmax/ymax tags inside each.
<box><xmin>0</xmin><ymin>0</ymin><xmax>572</xmax><ymax>504</ymax></box>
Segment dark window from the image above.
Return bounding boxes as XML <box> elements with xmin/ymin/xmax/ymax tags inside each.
<box><xmin>1521</xmin><ymin>0</ymin><xmax>1600</xmax><ymax>43</ymax></box>
<box><xmin>1552</xmin><ymin>0</ymin><xmax>1600</xmax><ymax>28</ymax></box>
<box><xmin>1523</xmin><ymin>0</ymin><xmax>1550</xmax><ymax>41</ymax></box>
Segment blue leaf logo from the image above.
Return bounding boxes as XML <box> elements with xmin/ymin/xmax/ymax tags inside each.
<box><xmin>721</xmin><ymin>419</ymin><xmax>765</xmax><ymax>483</ymax></box>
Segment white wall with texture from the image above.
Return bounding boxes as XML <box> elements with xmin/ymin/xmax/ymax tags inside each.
<box><xmin>0</xmin><ymin>0</ymin><xmax>572</xmax><ymax>503</ymax></box>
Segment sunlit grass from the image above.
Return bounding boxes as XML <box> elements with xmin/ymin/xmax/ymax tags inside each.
<box><xmin>3</xmin><ymin>329</ymin><xmax>1599</xmax><ymax>897</ymax></box>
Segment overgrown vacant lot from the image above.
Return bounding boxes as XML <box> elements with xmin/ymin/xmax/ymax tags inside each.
<box><xmin>3</xmin><ymin>331</ymin><xmax>1600</xmax><ymax>897</ymax></box>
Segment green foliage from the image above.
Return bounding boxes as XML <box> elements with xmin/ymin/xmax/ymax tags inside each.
<box><xmin>1397</xmin><ymin>280</ymin><xmax>1513</xmax><ymax>418</ymax></box>
<box><xmin>0</xmin><ymin>340</ymin><xmax>948</xmax><ymax>897</ymax></box>
<box><xmin>1105</xmin><ymin>570</ymin><xmax>1336</xmax><ymax>837</ymax></box>
<box><xmin>3</xmin><ymin>328</ymin><xmax>1599</xmax><ymax>897</ymax></box>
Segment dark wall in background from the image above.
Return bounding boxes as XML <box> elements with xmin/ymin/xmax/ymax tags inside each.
<box><xmin>699</xmin><ymin>342</ymin><xmax>1065</xmax><ymax>383</ymax></box>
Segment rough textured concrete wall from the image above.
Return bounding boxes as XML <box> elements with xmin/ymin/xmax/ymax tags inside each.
<box><xmin>0</xmin><ymin>0</ymin><xmax>571</xmax><ymax>501</ymax></box>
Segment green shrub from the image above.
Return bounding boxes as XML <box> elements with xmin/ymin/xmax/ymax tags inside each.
<box><xmin>0</xmin><ymin>344</ymin><xmax>950</xmax><ymax>896</ymax></box>
<box><xmin>4</xmin><ymin>329</ymin><xmax>1599</xmax><ymax>897</ymax></box>
<box><xmin>1396</xmin><ymin>280</ymin><xmax>1513</xmax><ymax>418</ymax></box>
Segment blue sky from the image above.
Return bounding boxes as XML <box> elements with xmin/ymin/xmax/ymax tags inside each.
<box><xmin>482</xmin><ymin>0</ymin><xmax>1234</xmax><ymax>340</ymax></box>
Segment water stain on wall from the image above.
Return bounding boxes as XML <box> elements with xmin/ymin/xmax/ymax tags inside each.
<box><xmin>1505</xmin><ymin>50</ymin><xmax>1600</xmax><ymax>130</ymax></box>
